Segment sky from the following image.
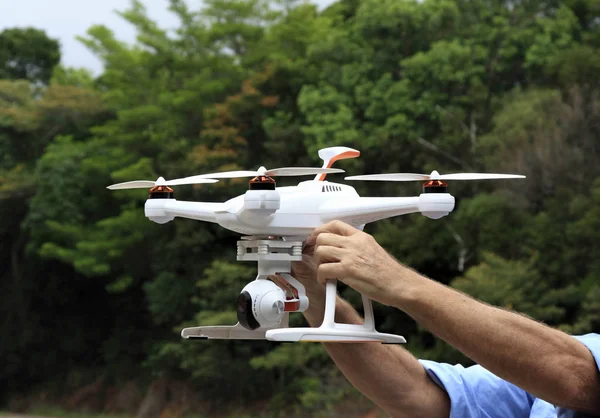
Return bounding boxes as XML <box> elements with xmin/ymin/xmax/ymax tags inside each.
<box><xmin>0</xmin><ymin>0</ymin><xmax>334</xmax><ymax>75</ymax></box>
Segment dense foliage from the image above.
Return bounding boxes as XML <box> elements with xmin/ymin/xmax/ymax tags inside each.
<box><xmin>1</xmin><ymin>0</ymin><xmax>599</xmax><ymax>415</ymax></box>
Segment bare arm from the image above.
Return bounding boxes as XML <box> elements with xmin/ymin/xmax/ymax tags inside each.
<box><xmin>291</xmin><ymin>256</ymin><xmax>450</xmax><ymax>418</ymax></box>
<box><xmin>310</xmin><ymin>220</ymin><xmax>600</xmax><ymax>415</ymax></box>
<box><xmin>393</xmin><ymin>270</ymin><xmax>600</xmax><ymax>414</ymax></box>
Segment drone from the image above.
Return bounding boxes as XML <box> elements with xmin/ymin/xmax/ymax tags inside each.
<box><xmin>108</xmin><ymin>146</ymin><xmax>525</xmax><ymax>343</ymax></box>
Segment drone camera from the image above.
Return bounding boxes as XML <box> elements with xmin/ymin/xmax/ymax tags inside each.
<box><xmin>237</xmin><ymin>280</ymin><xmax>286</xmax><ymax>330</ymax></box>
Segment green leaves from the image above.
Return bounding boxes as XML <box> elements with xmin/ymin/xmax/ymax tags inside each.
<box><xmin>525</xmin><ymin>5</ymin><xmax>580</xmax><ymax>77</ymax></box>
<box><xmin>299</xmin><ymin>84</ymin><xmax>361</xmax><ymax>153</ymax></box>
<box><xmin>0</xmin><ymin>28</ymin><xmax>60</xmax><ymax>84</ymax></box>
<box><xmin>454</xmin><ymin>252</ymin><xmax>565</xmax><ymax>323</ymax></box>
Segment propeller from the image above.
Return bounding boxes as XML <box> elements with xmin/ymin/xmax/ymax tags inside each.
<box><xmin>174</xmin><ymin>166</ymin><xmax>344</xmax><ymax>181</ymax></box>
<box><xmin>345</xmin><ymin>170</ymin><xmax>525</xmax><ymax>182</ymax></box>
<box><xmin>107</xmin><ymin>176</ymin><xmax>218</xmax><ymax>190</ymax></box>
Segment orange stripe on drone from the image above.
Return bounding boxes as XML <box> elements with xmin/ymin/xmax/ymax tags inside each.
<box><xmin>317</xmin><ymin>150</ymin><xmax>360</xmax><ymax>181</ymax></box>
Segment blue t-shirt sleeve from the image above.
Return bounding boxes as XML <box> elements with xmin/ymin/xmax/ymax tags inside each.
<box><xmin>556</xmin><ymin>333</ymin><xmax>600</xmax><ymax>418</ymax></box>
<box><xmin>573</xmin><ymin>333</ymin><xmax>600</xmax><ymax>372</ymax></box>
<box><xmin>419</xmin><ymin>360</ymin><xmax>533</xmax><ymax>418</ymax></box>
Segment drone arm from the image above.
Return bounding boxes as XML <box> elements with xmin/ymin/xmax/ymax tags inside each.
<box><xmin>319</xmin><ymin>197</ymin><xmax>421</xmax><ymax>226</ymax></box>
<box><xmin>145</xmin><ymin>199</ymin><xmax>225</xmax><ymax>224</ymax></box>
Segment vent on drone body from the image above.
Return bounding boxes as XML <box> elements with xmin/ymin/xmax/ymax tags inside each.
<box><xmin>422</xmin><ymin>180</ymin><xmax>448</xmax><ymax>194</ymax></box>
<box><xmin>148</xmin><ymin>185</ymin><xmax>174</xmax><ymax>199</ymax></box>
<box><xmin>249</xmin><ymin>175</ymin><xmax>276</xmax><ymax>190</ymax></box>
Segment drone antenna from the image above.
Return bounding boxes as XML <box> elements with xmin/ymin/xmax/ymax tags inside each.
<box><xmin>315</xmin><ymin>147</ymin><xmax>360</xmax><ymax>181</ymax></box>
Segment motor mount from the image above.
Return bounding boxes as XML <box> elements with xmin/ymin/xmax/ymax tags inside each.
<box><xmin>148</xmin><ymin>185</ymin><xmax>174</xmax><ymax>199</ymax></box>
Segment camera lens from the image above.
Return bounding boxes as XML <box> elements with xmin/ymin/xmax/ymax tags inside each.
<box><xmin>237</xmin><ymin>291</ymin><xmax>260</xmax><ymax>330</ymax></box>
<box><xmin>236</xmin><ymin>294</ymin><xmax>247</xmax><ymax>314</ymax></box>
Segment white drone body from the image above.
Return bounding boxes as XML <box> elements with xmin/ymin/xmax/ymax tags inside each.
<box><xmin>145</xmin><ymin>176</ymin><xmax>454</xmax><ymax>235</ymax></box>
<box><xmin>108</xmin><ymin>146</ymin><xmax>524</xmax><ymax>343</ymax></box>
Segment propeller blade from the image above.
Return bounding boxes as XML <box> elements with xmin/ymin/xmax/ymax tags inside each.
<box><xmin>107</xmin><ymin>180</ymin><xmax>157</xmax><ymax>190</ymax></box>
<box><xmin>436</xmin><ymin>173</ymin><xmax>526</xmax><ymax>180</ymax></box>
<box><xmin>107</xmin><ymin>177</ymin><xmax>217</xmax><ymax>190</ymax></box>
<box><xmin>345</xmin><ymin>173</ymin><xmax>430</xmax><ymax>181</ymax></box>
<box><xmin>162</xmin><ymin>178</ymin><xmax>218</xmax><ymax>186</ymax></box>
<box><xmin>346</xmin><ymin>172</ymin><xmax>526</xmax><ymax>182</ymax></box>
<box><xmin>186</xmin><ymin>170</ymin><xmax>261</xmax><ymax>179</ymax></box>
<box><xmin>265</xmin><ymin>167</ymin><xmax>344</xmax><ymax>176</ymax></box>
<box><xmin>180</xmin><ymin>167</ymin><xmax>343</xmax><ymax>180</ymax></box>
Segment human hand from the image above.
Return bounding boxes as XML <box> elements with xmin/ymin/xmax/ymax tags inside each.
<box><xmin>269</xmin><ymin>240</ymin><xmax>324</xmax><ymax>299</ymax></box>
<box><xmin>289</xmin><ymin>241</ymin><xmax>325</xmax><ymax>298</ymax></box>
<box><xmin>267</xmin><ymin>243</ymin><xmax>326</xmax><ymax>327</ymax></box>
<box><xmin>308</xmin><ymin>220</ymin><xmax>405</xmax><ymax>306</ymax></box>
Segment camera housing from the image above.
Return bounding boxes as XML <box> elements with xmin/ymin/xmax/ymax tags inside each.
<box><xmin>237</xmin><ymin>280</ymin><xmax>286</xmax><ymax>330</ymax></box>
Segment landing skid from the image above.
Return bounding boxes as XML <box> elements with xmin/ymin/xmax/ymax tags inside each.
<box><xmin>181</xmin><ymin>314</ymin><xmax>289</xmax><ymax>340</ymax></box>
<box><xmin>266</xmin><ymin>280</ymin><xmax>405</xmax><ymax>343</ymax></box>
<box><xmin>265</xmin><ymin>326</ymin><xmax>405</xmax><ymax>343</ymax></box>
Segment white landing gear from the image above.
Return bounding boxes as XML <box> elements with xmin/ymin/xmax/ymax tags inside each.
<box><xmin>181</xmin><ymin>314</ymin><xmax>290</xmax><ymax>340</ymax></box>
<box><xmin>181</xmin><ymin>237</ymin><xmax>406</xmax><ymax>344</ymax></box>
<box><xmin>266</xmin><ymin>280</ymin><xmax>406</xmax><ymax>343</ymax></box>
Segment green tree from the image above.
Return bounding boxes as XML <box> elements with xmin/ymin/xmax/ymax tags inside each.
<box><xmin>0</xmin><ymin>28</ymin><xmax>60</xmax><ymax>84</ymax></box>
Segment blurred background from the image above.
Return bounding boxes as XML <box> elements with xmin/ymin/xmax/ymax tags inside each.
<box><xmin>0</xmin><ymin>0</ymin><xmax>599</xmax><ymax>417</ymax></box>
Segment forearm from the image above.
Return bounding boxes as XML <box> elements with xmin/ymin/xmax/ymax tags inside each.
<box><xmin>393</xmin><ymin>267</ymin><xmax>600</xmax><ymax>413</ymax></box>
<box><xmin>303</xmin><ymin>289</ymin><xmax>449</xmax><ymax>418</ymax></box>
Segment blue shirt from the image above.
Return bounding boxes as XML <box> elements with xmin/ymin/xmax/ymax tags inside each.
<box><xmin>419</xmin><ymin>334</ymin><xmax>600</xmax><ymax>418</ymax></box>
